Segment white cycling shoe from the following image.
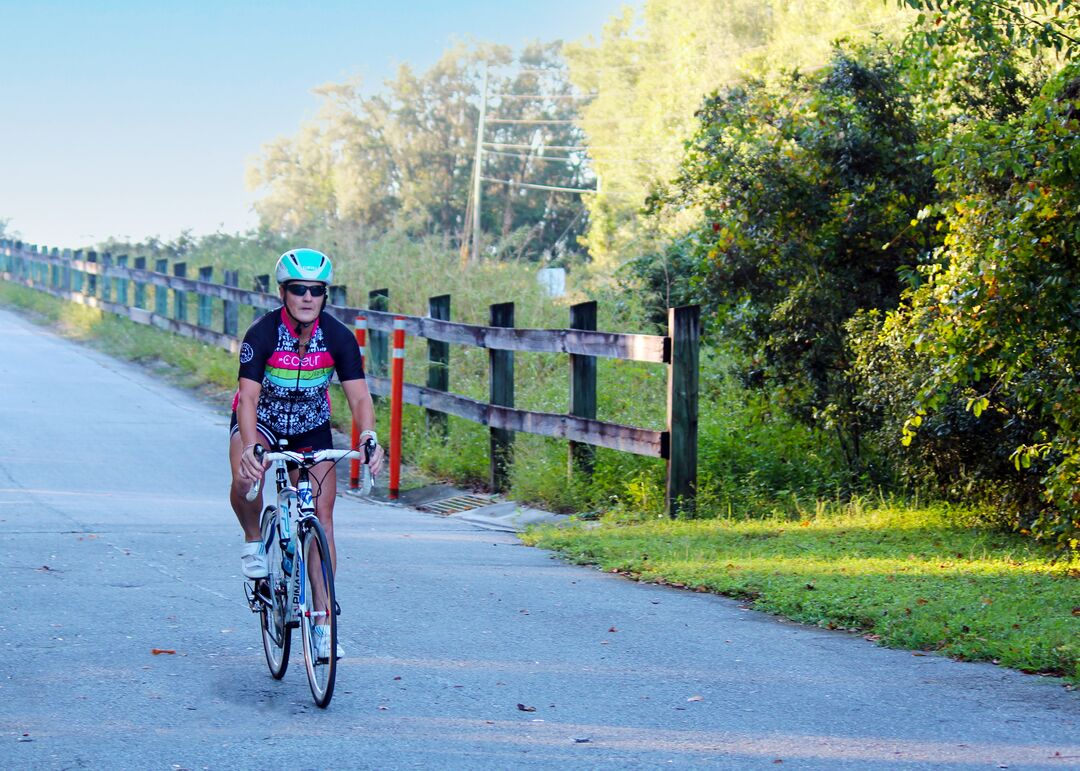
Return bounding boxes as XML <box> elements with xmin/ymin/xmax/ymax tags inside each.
<box><xmin>313</xmin><ymin>626</ymin><xmax>344</xmax><ymax>661</ymax></box>
<box><xmin>240</xmin><ymin>540</ymin><xmax>268</xmax><ymax>579</ymax></box>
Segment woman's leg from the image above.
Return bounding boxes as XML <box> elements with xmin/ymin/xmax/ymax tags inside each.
<box><xmin>229</xmin><ymin>430</ymin><xmax>266</xmax><ymax>541</ymax></box>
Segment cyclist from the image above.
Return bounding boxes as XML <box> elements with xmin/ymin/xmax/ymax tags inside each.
<box><xmin>229</xmin><ymin>248</ymin><xmax>383</xmax><ymax>659</ymax></box>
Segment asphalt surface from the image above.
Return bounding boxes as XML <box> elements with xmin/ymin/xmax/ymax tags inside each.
<box><xmin>1</xmin><ymin>304</ymin><xmax>1077</xmax><ymax>770</ymax></box>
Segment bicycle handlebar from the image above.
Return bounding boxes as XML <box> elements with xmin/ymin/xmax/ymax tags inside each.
<box><xmin>244</xmin><ymin>443</ymin><xmax>374</xmax><ymax>502</ymax></box>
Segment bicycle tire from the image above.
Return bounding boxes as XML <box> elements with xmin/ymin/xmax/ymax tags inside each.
<box><xmin>298</xmin><ymin>518</ymin><xmax>337</xmax><ymax>708</ymax></box>
<box><xmin>259</xmin><ymin>505</ymin><xmax>291</xmax><ymax>679</ymax></box>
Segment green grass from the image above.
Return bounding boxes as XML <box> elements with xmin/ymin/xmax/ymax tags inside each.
<box><xmin>522</xmin><ymin>503</ymin><xmax>1080</xmax><ymax>682</ymax></box>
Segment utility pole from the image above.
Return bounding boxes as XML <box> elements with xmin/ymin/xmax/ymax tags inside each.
<box><xmin>470</xmin><ymin>63</ymin><xmax>489</xmax><ymax>264</ymax></box>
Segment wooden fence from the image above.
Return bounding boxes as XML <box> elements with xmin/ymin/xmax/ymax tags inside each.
<box><xmin>0</xmin><ymin>239</ymin><xmax>700</xmax><ymax>515</ymax></box>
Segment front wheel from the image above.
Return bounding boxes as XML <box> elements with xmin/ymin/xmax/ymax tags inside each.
<box><xmin>299</xmin><ymin>518</ymin><xmax>337</xmax><ymax>708</ymax></box>
<box><xmin>259</xmin><ymin>505</ymin><xmax>291</xmax><ymax>679</ymax></box>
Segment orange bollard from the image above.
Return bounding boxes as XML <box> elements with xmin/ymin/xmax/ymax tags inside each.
<box><xmin>389</xmin><ymin>316</ymin><xmax>406</xmax><ymax>499</ymax></box>
<box><xmin>350</xmin><ymin>316</ymin><xmax>367</xmax><ymax>489</ymax></box>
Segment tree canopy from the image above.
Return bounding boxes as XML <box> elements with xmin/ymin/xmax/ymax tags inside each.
<box><xmin>564</xmin><ymin>0</ymin><xmax>915</xmax><ymax>268</ymax></box>
<box><xmin>248</xmin><ymin>42</ymin><xmax>591</xmax><ymax>262</ymax></box>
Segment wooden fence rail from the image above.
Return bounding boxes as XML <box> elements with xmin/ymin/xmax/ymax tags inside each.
<box><xmin>0</xmin><ymin>238</ymin><xmax>699</xmax><ymax>515</ymax></box>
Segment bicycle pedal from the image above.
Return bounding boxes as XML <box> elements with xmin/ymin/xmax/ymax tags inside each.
<box><xmin>245</xmin><ymin>579</ymin><xmax>272</xmax><ymax>611</ymax></box>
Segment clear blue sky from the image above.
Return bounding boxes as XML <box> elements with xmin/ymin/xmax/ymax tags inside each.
<box><xmin>0</xmin><ymin>1</ymin><xmax>631</xmax><ymax>249</ymax></box>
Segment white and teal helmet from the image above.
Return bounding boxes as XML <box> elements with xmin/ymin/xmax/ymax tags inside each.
<box><xmin>275</xmin><ymin>248</ymin><xmax>333</xmax><ymax>285</ymax></box>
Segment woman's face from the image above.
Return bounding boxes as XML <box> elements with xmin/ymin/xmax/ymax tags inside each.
<box><xmin>281</xmin><ymin>281</ymin><xmax>324</xmax><ymax>326</ymax></box>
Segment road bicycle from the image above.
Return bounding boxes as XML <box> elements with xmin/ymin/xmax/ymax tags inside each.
<box><xmin>243</xmin><ymin>440</ymin><xmax>374</xmax><ymax>708</ymax></box>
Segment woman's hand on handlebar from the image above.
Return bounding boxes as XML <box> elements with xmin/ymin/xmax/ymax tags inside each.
<box><xmin>240</xmin><ymin>442</ymin><xmax>268</xmax><ymax>482</ymax></box>
<box><xmin>366</xmin><ymin>442</ymin><xmax>385</xmax><ymax>478</ymax></box>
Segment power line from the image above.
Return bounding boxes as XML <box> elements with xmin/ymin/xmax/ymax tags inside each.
<box><xmin>490</xmin><ymin>93</ymin><xmax>596</xmax><ymax>100</ymax></box>
<box><xmin>481</xmin><ymin>176</ymin><xmax>596</xmax><ymax>194</ymax></box>
<box><xmin>484</xmin><ymin>149</ymin><xmax>581</xmax><ymax>163</ymax></box>
<box><xmin>486</xmin><ymin>118</ymin><xmax>579</xmax><ymax>125</ymax></box>
<box><xmin>485</xmin><ymin>142</ymin><xmax>588</xmax><ymax>151</ymax></box>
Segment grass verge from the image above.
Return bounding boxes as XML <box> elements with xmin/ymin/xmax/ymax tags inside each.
<box><xmin>522</xmin><ymin>503</ymin><xmax>1080</xmax><ymax>684</ymax></box>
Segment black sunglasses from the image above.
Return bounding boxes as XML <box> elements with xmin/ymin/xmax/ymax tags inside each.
<box><xmin>285</xmin><ymin>283</ymin><xmax>327</xmax><ymax>298</ymax></box>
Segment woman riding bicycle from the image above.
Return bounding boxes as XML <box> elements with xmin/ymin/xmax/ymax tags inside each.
<box><xmin>228</xmin><ymin>248</ymin><xmax>383</xmax><ymax>657</ymax></box>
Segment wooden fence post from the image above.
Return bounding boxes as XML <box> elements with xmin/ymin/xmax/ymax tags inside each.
<box><xmin>86</xmin><ymin>251</ymin><xmax>97</xmax><ymax>297</ymax></box>
<box><xmin>368</xmin><ymin>289</ymin><xmax>389</xmax><ymax>398</ymax></box>
<box><xmin>489</xmin><ymin>301</ymin><xmax>515</xmax><ymax>492</ymax></box>
<box><xmin>73</xmin><ymin>250</ymin><xmax>84</xmax><ymax>293</ymax></box>
<box><xmin>154</xmin><ymin>259</ymin><xmax>168</xmax><ymax>316</ymax></box>
<box><xmin>173</xmin><ymin>262</ymin><xmax>187</xmax><ymax>322</ymax></box>
<box><xmin>426</xmin><ymin>294</ymin><xmax>451</xmax><ymax>440</ymax></box>
<box><xmin>253</xmin><ymin>274</ymin><xmax>270</xmax><ymax>327</ymax></box>
<box><xmin>50</xmin><ymin>248</ymin><xmax>60</xmax><ymax>289</ymax></box>
<box><xmin>133</xmin><ymin>257</ymin><xmax>147</xmax><ymax>308</ymax></box>
<box><xmin>666</xmin><ymin>305</ymin><xmax>700</xmax><ymax>517</ymax></box>
<box><xmin>116</xmin><ymin>255</ymin><xmax>129</xmax><ymax>306</ymax></box>
<box><xmin>569</xmin><ymin>300</ymin><xmax>598</xmax><ymax>478</ymax></box>
<box><xmin>223</xmin><ymin>269</ymin><xmax>238</xmax><ymax>337</ymax></box>
<box><xmin>62</xmin><ymin>249</ymin><xmax>72</xmax><ymax>291</ymax></box>
<box><xmin>198</xmin><ymin>266</ymin><xmax>213</xmax><ymax>328</ymax></box>
<box><xmin>101</xmin><ymin>253</ymin><xmax>114</xmax><ymax>303</ymax></box>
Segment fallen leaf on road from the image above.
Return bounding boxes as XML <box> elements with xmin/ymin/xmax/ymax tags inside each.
<box><xmin>687</xmin><ymin>695</ymin><xmax>704</xmax><ymax>702</ymax></box>
<box><xmin>608</xmin><ymin>626</ymin><xmax>618</xmax><ymax>633</ymax></box>
<box><xmin>151</xmin><ymin>648</ymin><xmax>176</xmax><ymax>655</ymax></box>
<box><xmin>517</xmin><ymin>703</ymin><xmax>537</xmax><ymax>712</ymax></box>
<box><xmin>574</xmin><ymin>737</ymin><xmax>591</xmax><ymax>743</ymax></box>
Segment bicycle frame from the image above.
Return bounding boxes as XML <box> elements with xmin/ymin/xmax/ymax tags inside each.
<box><xmin>260</xmin><ymin>447</ymin><xmax>362</xmax><ymax>624</ymax></box>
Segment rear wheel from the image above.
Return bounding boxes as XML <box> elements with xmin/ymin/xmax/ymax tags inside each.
<box><xmin>259</xmin><ymin>505</ymin><xmax>291</xmax><ymax>679</ymax></box>
<box><xmin>299</xmin><ymin>518</ymin><xmax>337</xmax><ymax>707</ymax></box>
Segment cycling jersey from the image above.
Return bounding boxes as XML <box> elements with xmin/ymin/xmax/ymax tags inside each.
<box><xmin>233</xmin><ymin>308</ymin><xmax>364</xmax><ymax>436</ymax></box>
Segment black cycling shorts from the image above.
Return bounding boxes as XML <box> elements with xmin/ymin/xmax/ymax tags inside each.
<box><xmin>230</xmin><ymin>411</ymin><xmax>333</xmax><ymax>455</ymax></box>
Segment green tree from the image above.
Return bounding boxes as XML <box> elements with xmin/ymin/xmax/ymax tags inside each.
<box><xmin>884</xmin><ymin>62</ymin><xmax>1080</xmax><ymax>549</ymax></box>
<box><xmin>566</xmin><ymin>0</ymin><xmax>914</xmax><ymax>268</ymax></box>
<box><xmin>248</xmin><ymin>42</ymin><xmax>589</xmax><ymax>262</ymax></box>
<box><xmin>642</xmin><ymin>45</ymin><xmax>939</xmax><ymax>473</ymax></box>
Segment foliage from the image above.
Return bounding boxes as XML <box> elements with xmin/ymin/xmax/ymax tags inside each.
<box><xmin>848</xmin><ymin>309</ymin><xmax>1050</xmax><ymax>517</ymax></box>
<box><xmin>900</xmin><ymin>0</ymin><xmax>1080</xmax><ymax>58</ymax></box>
<box><xmin>525</xmin><ymin>505</ymin><xmax>1080</xmax><ymax>681</ymax></box>
<box><xmin>641</xmin><ymin>45</ymin><xmax>940</xmax><ymax>474</ymax></box>
<box><xmin>884</xmin><ymin>62</ymin><xmax>1080</xmax><ymax>549</ymax></box>
<box><xmin>566</xmin><ymin>0</ymin><xmax>915</xmax><ymax>267</ymax></box>
<box><xmin>248</xmin><ymin>42</ymin><xmax>591</xmax><ymax>262</ymax></box>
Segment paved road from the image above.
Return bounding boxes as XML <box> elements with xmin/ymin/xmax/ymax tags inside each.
<box><xmin>1</xmin><ymin>305</ymin><xmax>1077</xmax><ymax>770</ymax></box>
